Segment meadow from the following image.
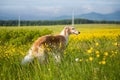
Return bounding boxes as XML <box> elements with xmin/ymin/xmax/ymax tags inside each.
<box><xmin>0</xmin><ymin>24</ymin><xmax>120</xmax><ymax>80</ymax></box>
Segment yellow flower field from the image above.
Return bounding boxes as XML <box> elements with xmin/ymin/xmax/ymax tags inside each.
<box><xmin>0</xmin><ymin>24</ymin><xmax>120</xmax><ymax>80</ymax></box>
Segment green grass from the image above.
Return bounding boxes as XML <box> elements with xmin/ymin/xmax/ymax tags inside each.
<box><xmin>0</xmin><ymin>24</ymin><xmax>120</xmax><ymax>80</ymax></box>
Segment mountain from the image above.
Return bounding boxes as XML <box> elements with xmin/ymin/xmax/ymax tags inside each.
<box><xmin>77</xmin><ymin>11</ymin><xmax>120</xmax><ymax>21</ymax></box>
<box><xmin>0</xmin><ymin>11</ymin><xmax>120</xmax><ymax>21</ymax></box>
<box><xmin>53</xmin><ymin>11</ymin><xmax>120</xmax><ymax>21</ymax></box>
<box><xmin>105</xmin><ymin>11</ymin><xmax>120</xmax><ymax>21</ymax></box>
<box><xmin>78</xmin><ymin>12</ymin><xmax>105</xmax><ymax>20</ymax></box>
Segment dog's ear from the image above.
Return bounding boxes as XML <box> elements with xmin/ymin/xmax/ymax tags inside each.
<box><xmin>64</xmin><ymin>26</ymin><xmax>69</xmax><ymax>32</ymax></box>
<box><xmin>64</xmin><ymin>26</ymin><xmax>69</xmax><ymax>30</ymax></box>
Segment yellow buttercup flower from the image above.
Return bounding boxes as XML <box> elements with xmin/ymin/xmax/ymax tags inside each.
<box><xmin>90</xmin><ymin>47</ymin><xmax>93</xmax><ymax>50</ymax></box>
<box><xmin>87</xmin><ymin>49</ymin><xmax>92</xmax><ymax>53</ymax></box>
<box><xmin>79</xmin><ymin>59</ymin><xmax>83</xmax><ymax>62</ymax></box>
<box><xmin>99</xmin><ymin>62</ymin><xmax>101</xmax><ymax>64</ymax></box>
<box><xmin>96</xmin><ymin>54</ymin><xmax>100</xmax><ymax>58</ymax></box>
<box><xmin>101</xmin><ymin>60</ymin><xmax>106</xmax><ymax>64</ymax></box>
<box><xmin>89</xmin><ymin>57</ymin><xmax>93</xmax><ymax>61</ymax></box>
<box><xmin>96</xmin><ymin>50</ymin><xmax>99</xmax><ymax>54</ymax></box>
<box><xmin>99</xmin><ymin>61</ymin><xmax>106</xmax><ymax>65</ymax></box>
<box><xmin>113</xmin><ymin>42</ymin><xmax>117</xmax><ymax>46</ymax></box>
<box><xmin>115</xmin><ymin>51</ymin><xmax>117</xmax><ymax>54</ymax></box>
<box><xmin>95</xmin><ymin>42</ymin><xmax>99</xmax><ymax>46</ymax></box>
<box><xmin>104</xmin><ymin>52</ymin><xmax>108</xmax><ymax>56</ymax></box>
<box><xmin>87</xmin><ymin>47</ymin><xmax>93</xmax><ymax>54</ymax></box>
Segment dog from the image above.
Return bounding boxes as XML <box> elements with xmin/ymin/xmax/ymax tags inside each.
<box><xmin>22</xmin><ymin>26</ymin><xmax>80</xmax><ymax>64</ymax></box>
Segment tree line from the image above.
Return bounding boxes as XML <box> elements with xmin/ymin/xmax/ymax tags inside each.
<box><xmin>0</xmin><ymin>18</ymin><xmax>120</xmax><ymax>26</ymax></box>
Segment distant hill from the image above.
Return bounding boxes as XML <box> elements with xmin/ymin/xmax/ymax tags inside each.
<box><xmin>78</xmin><ymin>12</ymin><xmax>105</xmax><ymax>20</ymax></box>
<box><xmin>56</xmin><ymin>11</ymin><xmax>120</xmax><ymax>21</ymax></box>
<box><xmin>0</xmin><ymin>11</ymin><xmax>120</xmax><ymax>21</ymax></box>
<box><xmin>77</xmin><ymin>11</ymin><xmax>120</xmax><ymax>21</ymax></box>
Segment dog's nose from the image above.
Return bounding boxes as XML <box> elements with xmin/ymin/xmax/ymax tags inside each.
<box><xmin>78</xmin><ymin>31</ymin><xmax>80</xmax><ymax>34</ymax></box>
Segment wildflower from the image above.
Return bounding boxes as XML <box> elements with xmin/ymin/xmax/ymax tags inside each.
<box><xmin>79</xmin><ymin>59</ymin><xmax>83</xmax><ymax>62</ymax></box>
<box><xmin>111</xmin><ymin>51</ymin><xmax>114</xmax><ymax>53</ymax></box>
<box><xmin>87</xmin><ymin>49</ymin><xmax>92</xmax><ymax>53</ymax></box>
<box><xmin>95</xmin><ymin>50</ymin><xmax>99</xmax><ymax>54</ymax></box>
<box><xmin>87</xmin><ymin>47</ymin><xmax>93</xmax><ymax>54</ymax></box>
<box><xmin>75</xmin><ymin>58</ymin><xmax>79</xmax><ymax>62</ymax></box>
<box><xmin>95</xmin><ymin>42</ymin><xmax>99</xmax><ymax>46</ymax></box>
<box><xmin>96</xmin><ymin>54</ymin><xmax>100</xmax><ymax>58</ymax></box>
<box><xmin>101</xmin><ymin>60</ymin><xmax>106</xmax><ymax>64</ymax></box>
<box><xmin>99</xmin><ymin>60</ymin><xmax>106</xmax><ymax>65</ymax></box>
<box><xmin>99</xmin><ymin>61</ymin><xmax>101</xmax><ymax>64</ymax></box>
<box><xmin>89</xmin><ymin>57</ymin><xmax>93</xmax><ymax>61</ymax></box>
<box><xmin>48</xmin><ymin>68</ymin><xmax>51</xmax><ymax>71</ymax></box>
<box><xmin>12</xmin><ymin>48</ymin><xmax>15</xmax><ymax>52</ymax></box>
<box><xmin>113</xmin><ymin>42</ymin><xmax>117</xmax><ymax>46</ymax></box>
<box><xmin>90</xmin><ymin>47</ymin><xmax>93</xmax><ymax>50</ymax></box>
<box><xmin>47</xmin><ymin>48</ymin><xmax>51</xmax><ymax>51</ymax></box>
<box><xmin>115</xmin><ymin>51</ymin><xmax>117</xmax><ymax>54</ymax></box>
<box><xmin>104</xmin><ymin>52</ymin><xmax>108</xmax><ymax>56</ymax></box>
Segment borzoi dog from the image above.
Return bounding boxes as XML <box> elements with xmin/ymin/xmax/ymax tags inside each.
<box><xmin>22</xmin><ymin>26</ymin><xmax>80</xmax><ymax>64</ymax></box>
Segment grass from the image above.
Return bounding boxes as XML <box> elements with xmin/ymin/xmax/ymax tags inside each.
<box><xmin>0</xmin><ymin>24</ymin><xmax>120</xmax><ymax>80</ymax></box>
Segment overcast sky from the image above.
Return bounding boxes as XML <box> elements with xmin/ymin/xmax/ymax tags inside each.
<box><xmin>0</xmin><ymin>0</ymin><xmax>120</xmax><ymax>17</ymax></box>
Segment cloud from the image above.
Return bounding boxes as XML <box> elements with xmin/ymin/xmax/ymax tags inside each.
<box><xmin>0</xmin><ymin>0</ymin><xmax>120</xmax><ymax>17</ymax></box>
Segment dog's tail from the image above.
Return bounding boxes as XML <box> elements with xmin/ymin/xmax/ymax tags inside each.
<box><xmin>21</xmin><ymin>49</ymin><xmax>34</xmax><ymax>65</ymax></box>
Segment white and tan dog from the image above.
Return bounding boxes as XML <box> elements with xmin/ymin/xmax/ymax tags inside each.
<box><xmin>22</xmin><ymin>26</ymin><xmax>80</xmax><ymax>64</ymax></box>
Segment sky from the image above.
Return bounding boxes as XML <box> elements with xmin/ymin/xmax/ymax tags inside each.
<box><xmin>0</xmin><ymin>0</ymin><xmax>120</xmax><ymax>17</ymax></box>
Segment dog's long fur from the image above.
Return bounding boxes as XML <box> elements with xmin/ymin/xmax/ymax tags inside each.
<box><xmin>22</xmin><ymin>26</ymin><xmax>80</xmax><ymax>64</ymax></box>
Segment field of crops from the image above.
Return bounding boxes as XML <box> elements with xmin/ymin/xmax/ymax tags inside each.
<box><xmin>0</xmin><ymin>24</ymin><xmax>120</xmax><ymax>80</ymax></box>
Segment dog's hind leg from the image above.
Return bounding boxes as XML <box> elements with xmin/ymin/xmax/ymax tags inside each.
<box><xmin>36</xmin><ymin>48</ymin><xmax>48</xmax><ymax>64</ymax></box>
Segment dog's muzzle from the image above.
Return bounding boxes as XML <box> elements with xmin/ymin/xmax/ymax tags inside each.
<box><xmin>74</xmin><ymin>31</ymin><xmax>80</xmax><ymax>35</ymax></box>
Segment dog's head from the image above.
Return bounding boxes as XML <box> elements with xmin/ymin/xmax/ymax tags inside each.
<box><xmin>64</xmin><ymin>26</ymin><xmax>80</xmax><ymax>35</ymax></box>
